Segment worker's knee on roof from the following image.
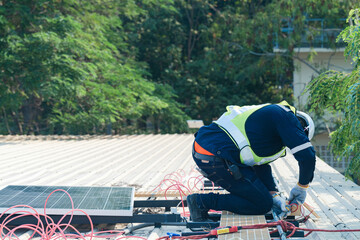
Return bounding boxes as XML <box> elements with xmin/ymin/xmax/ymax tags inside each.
<box><xmin>254</xmin><ymin>195</ymin><xmax>273</xmax><ymax>214</ymax></box>
<box><xmin>262</xmin><ymin>198</ymin><xmax>273</xmax><ymax>213</ymax></box>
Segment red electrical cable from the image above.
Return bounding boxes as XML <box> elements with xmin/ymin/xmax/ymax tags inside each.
<box><xmin>157</xmin><ymin>219</ymin><xmax>360</xmax><ymax>240</ymax></box>
<box><xmin>0</xmin><ymin>189</ymin><xmax>127</xmax><ymax>240</ymax></box>
<box><xmin>164</xmin><ymin>183</ymin><xmax>191</xmax><ymax>199</ymax></box>
<box><xmin>164</xmin><ymin>183</ymin><xmax>190</xmax><ymax>216</ymax></box>
<box><xmin>187</xmin><ymin>176</ymin><xmax>205</xmax><ymax>192</ymax></box>
<box><xmin>153</xmin><ymin>170</ymin><xmax>360</xmax><ymax>239</ymax></box>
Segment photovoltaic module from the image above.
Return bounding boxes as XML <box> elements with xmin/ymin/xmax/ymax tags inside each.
<box><xmin>0</xmin><ymin>185</ymin><xmax>134</xmax><ymax>216</ymax></box>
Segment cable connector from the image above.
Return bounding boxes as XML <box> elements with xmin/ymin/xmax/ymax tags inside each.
<box><xmin>167</xmin><ymin>232</ymin><xmax>181</xmax><ymax>239</ymax></box>
<box><xmin>210</xmin><ymin>226</ymin><xmax>239</xmax><ymax>236</ymax></box>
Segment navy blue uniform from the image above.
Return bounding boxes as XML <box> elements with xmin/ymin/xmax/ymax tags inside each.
<box><xmin>193</xmin><ymin>104</ymin><xmax>316</xmax><ymax>214</ymax></box>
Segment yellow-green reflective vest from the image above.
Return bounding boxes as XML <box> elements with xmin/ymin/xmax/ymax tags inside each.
<box><xmin>214</xmin><ymin>101</ymin><xmax>296</xmax><ymax>166</ymax></box>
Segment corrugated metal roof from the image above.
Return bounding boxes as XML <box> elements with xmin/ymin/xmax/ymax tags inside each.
<box><xmin>0</xmin><ymin>134</ymin><xmax>359</xmax><ymax>239</ymax></box>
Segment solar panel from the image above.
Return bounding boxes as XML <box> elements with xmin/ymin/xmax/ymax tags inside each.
<box><xmin>219</xmin><ymin>211</ymin><xmax>271</xmax><ymax>240</ymax></box>
<box><xmin>0</xmin><ymin>185</ymin><xmax>134</xmax><ymax>216</ymax></box>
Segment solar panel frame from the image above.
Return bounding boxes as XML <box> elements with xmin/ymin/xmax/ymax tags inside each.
<box><xmin>0</xmin><ymin>185</ymin><xmax>134</xmax><ymax>216</ymax></box>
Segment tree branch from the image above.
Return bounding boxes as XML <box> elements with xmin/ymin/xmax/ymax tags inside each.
<box><xmin>2</xmin><ymin>107</ymin><xmax>12</xmax><ymax>134</ymax></box>
<box><xmin>206</xmin><ymin>2</ymin><xmax>224</xmax><ymax>18</ymax></box>
<box><xmin>291</xmin><ymin>55</ymin><xmax>321</xmax><ymax>75</ymax></box>
<box><xmin>218</xmin><ymin>38</ymin><xmax>321</xmax><ymax>74</ymax></box>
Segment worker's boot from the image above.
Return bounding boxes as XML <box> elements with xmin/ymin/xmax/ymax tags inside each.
<box><xmin>187</xmin><ymin>194</ymin><xmax>211</xmax><ymax>222</ymax></box>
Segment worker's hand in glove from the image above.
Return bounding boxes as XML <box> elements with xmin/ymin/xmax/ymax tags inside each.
<box><xmin>272</xmin><ymin>193</ymin><xmax>289</xmax><ymax>215</ymax></box>
<box><xmin>288</xmin><ymin>183</ymin><xmax>308</xmax><ymax>205</ymax></box>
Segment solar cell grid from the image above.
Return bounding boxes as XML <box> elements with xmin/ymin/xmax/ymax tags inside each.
<box><xmin>0</xmin><ymin>185</ymin><xmax>134</xmax><ymax>216</ymax></box>
<box><xmin>219</xmin><ymin>211</ymin><xmax>271</xmax><ymax>240</ymax></box>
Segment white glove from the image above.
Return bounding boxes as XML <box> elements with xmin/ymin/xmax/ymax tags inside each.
<box><xmin>289</xmin><ymin>183</ymin><xmax>308</xmax><ymax>204</ymax></box>
<box><xmin>272</xmin><ymin>193</ymin><xmax>288</xmax><ymax>212</ymax></box>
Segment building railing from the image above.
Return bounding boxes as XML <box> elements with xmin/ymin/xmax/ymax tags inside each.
<box><xmin>274</xmin><ymin>18</ymin><xmax>347</xmax><ymax>49</ymax></box>
<box><xmin>314</xmin><ymin>145</ymin><xmax>351</xmax><ymax>174</ymax></box>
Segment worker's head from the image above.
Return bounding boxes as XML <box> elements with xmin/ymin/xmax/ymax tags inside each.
<box><xmin>296</xmin><ymin>111</ymin><xmax>315</xmax><ymax>140</ymax></box>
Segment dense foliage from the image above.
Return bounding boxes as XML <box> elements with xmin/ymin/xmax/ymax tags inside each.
<box><xmin>0</xmin><ymin>0</ymin><xmax>355</xmax><ymax>135</ymax></box>
<box><xmin>0</xmin><ymin>0</ymin><xmax>188</xmax><ymax>134</ymax></box>
<box><xmin>306</xmin><ymin>9</ymin><xmax>360</xmax><ymax>181</ymax></box>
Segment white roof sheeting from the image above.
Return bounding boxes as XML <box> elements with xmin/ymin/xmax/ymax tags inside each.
<box><xmin>0</xmin><ymin>134</ymin><xmax>359</xmax><ymax>239</ymax></box>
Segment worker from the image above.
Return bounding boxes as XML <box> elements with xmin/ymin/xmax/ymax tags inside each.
<box><xmin>187</xmin><ymin>101</ymin><xmax>316</xmax><ymax>222</ymax></box>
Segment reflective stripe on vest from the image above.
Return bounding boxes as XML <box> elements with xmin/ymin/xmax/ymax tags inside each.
<box><xmin>214</xmin><ymin>101</ymin><xmax>295</xmax><ymax>166</ymax></box>
<box><xmin>278</xmin><ymin>100</ymin><xmax>296</xmax><ymax>114</ymax></box>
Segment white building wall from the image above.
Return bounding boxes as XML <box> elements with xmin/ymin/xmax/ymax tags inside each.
<box><xmin>293</xmin><ymin>48</ymin><xmax>354</xmax><ymax>110</ymax></box>
<box><xmin>293</xmin><ymin>48</ymin><xmax>354</xmax><ymax>170</ymax></box>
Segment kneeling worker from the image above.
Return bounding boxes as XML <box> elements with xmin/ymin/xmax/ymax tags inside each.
<box><xmin>187</xmin><ymin>101</ymin><xmax>316</xmax><ymax>222</ymax></box>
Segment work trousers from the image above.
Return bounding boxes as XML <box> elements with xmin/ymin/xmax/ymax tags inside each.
<box><xmin>193</xmin><ymin>150</ymin><xmax>273</xmax><ymax>215</ymax></box>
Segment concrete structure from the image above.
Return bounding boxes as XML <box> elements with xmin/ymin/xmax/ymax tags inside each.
<box><xmin>293</xmin><ymin>47</ymin><xmax>354</xmax><ymax>111</ymax></box>
<box><xmin>292</xmin><ymin>47</ymin><xmax>354</xmax><ymax>172</ymax></box>
<box><xmin>273</xmin><ymin>18</ymin><xmax>354</xmax><ymax>171</ymax></box>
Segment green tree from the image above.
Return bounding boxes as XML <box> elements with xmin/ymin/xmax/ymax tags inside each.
<box><xmin>0</xmin><ymin>0</ymin><xmax>188</xmax><ymax>134</ymax></box>
<box><xmin>306</xmin><ymin>9</ymin><xmax>360</xmax><ymax>182</ymax></box>
<box><xmin>137</xmin><ymin>0</ymin><xmax>352</xmax><ymax>124</ymax></box>
<box><xmin>0</xmin><ymin>0</ymin><xmax>356</xmax><ymax>135</ymax></box>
